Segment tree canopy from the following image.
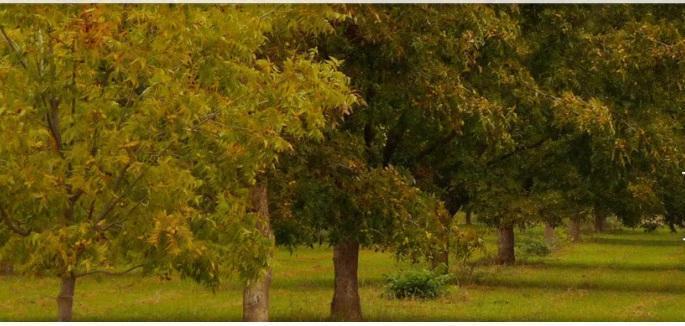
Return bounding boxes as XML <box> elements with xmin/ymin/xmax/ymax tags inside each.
<box><xmin>1</xmin><ymin>3</ymin><xmax>685</xmax><ymax>322</ymax></box>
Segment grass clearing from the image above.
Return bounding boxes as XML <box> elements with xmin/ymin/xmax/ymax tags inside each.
<box><xmin>1</xmin><ymin>227</ymin><xmax>684</xmax><ymax>321</ymax></box>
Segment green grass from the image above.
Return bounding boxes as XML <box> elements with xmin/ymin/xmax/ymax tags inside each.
<box><xmin>1</xmin><ymin>227</ymin><xmax>684</xmax><ymax>321</ymax></box>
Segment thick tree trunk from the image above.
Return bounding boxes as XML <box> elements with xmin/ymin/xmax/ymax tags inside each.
<box><xmin>242</xmin><ymin>179</ymin><xmax>273</xmax><ymax>322</ymax></box>
<box><xmin>496</xmin><ymin>224</ymin><xmax>515</xmax><ymax>265</ymax></box>
<box><xmin>331</xmin><ymin>241</ymin><xmax>362</xmax><ymax>321</ymax></box>
<box><xmin>57</xmin><ymin>275</ymin><xmax>76</xmax><ymax>322</ymax></box>
<box><xmin>544</xmin><ymin>223</ymin><xmax>555</xmax><ymax>247</ymax></box>
<box><xmin>594</xmin><ymin>214</ymin><xmax>605</xmax><ymax>233</ymax></box>
<box><xmin>464</xmin><ymin>209</ymin><xmax>472</xmax><ymax>225</ymax></box>
<box><xmin>569</xmin><ymin>218</ymin><xmax>582</xmax><ymax>242</ymax></box>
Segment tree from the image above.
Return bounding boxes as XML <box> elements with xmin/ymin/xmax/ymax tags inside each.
<box><xmin>271</xmin><ymin>131</ymin><xmax>445</xmax><ymax>321</ymax></box>
<box><xmin>162</xmin><ymin>5</ymin><xmax>357</xmax><ymax>321</ymax></box>
<box><xmin>520</xmin><ymin>5</ymin><xmax>685</xmax><ymax>240</ymax></box>
<box><xmin>270</xmin><ymin>4</ymin><xmax>543</xmax><ymax>318</ymax></box>
<box><xmin>0</xmin><ymin>6</ymin><xmax>210</xmax><ymax>320</ymax></box>
<box><xmin>0</xmin><ymin>5</ymin><xmax>356</xmax><ymax>321</ymax></box>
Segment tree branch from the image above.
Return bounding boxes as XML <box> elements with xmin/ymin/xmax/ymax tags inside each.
<box><xmin>45</xmin><ymin>98</ymin><xmax>63</xmax><ymax>156</ymax></box>
<box><xmin>413</xmin><ymin>130</ymin><xmax>458</xmax><ymax>163</ymax></box>
<box><xmin>86</xmin><ymin>199</ymin><xmax>96</xmax><ymax>221</ymax></box>
<box><xmin>96</xmin><ymin>167</ymin><xmax>146</xmax><ymax>223</ymax></box>
<box><xmin>0</xmin><ymin>25</ymin><xmax>28</xmax><ymax>69</ymax></box>
<box><xmin>97</xmin><ymin>199</ymin><xmax>142</xmax><ymax>233</ymax></box>
<box><xmin>486</xmin><ymin>137</ymin><xmax>549</xmax><ymax>167</ymax></box>
<box><xmin>0</xmin><ymin>205</ymin><xmax>31</xmax><ymax>236</ymax></box>
<box><xmin>382</xmin><ymin>110</ymin><xmax>409</xmax><ymax>167</ymax></box>
<box><xmin>75</xmin><ymin>264</ymin><xmax>144</xmax><ymax>278</ymax></box>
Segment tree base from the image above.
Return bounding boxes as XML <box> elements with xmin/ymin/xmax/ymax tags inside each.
<box><xmin>242</xmin><ymin>270</ymin><xmax>272</xmax><ymax>321</ymax></box>
<box><xmin>331</xmin><ymin>241</ymin><xmax>362</xmax><ymax>321</ymax></box>
<box><xmin>496</xmin><ymin>225</ymin><xmax>515</xmax><ymax>265</ymax></box>
<box><xmin>57</xmin><ymin>276</ymin><xmax>75</xmax><ymax>322</ymax></box>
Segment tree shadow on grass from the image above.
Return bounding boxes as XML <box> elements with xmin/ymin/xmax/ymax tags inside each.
<box><xmin>589</xmin><ymin>237</ymin><xmax>684</xmax><ymax>247</ymax></box>
<box><xmin>471</xmin><ymin>276</ymin><xmax>685</xmax><ymax>294</ymax></box>
<box><xmin>517</xmin><ymin>260</ymin><xmax>685</xmax><ymax>272</ymax></box>
<box><xmin>272</xmin><ymin>276</ymin><xmax>386</xmax><ymax>290</ymax></box>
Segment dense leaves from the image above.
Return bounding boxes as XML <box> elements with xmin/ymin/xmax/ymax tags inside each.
<box><xmin>2</xmin><ymin>3</ymin><xmax>685</xmax><ymax>321</ymax></box>
<box><xmin>0</xmin><ymin>5</ymin><xmax>355</xmax><ymax>286</ymax></box>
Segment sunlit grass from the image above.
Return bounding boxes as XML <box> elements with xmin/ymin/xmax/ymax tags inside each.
<box><xmin>1</xmin><ymin>226</ymin><xmax>683</xmax><ymax>321</ymax></box>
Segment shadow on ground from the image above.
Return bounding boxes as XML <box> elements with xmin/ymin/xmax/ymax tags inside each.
<box><xmin>516</xmin><ymin>260</ymin><xmax>684</xmax><ymax>272</ymax></box>
<box><xmin>589</xmin><ymin>237</ymin><xmax>684</xmax><ymax>247</ymax></box>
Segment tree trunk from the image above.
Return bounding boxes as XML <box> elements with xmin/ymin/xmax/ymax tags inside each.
<box><xmin>496</xmin><ymin>224</ymin><xmax>515</xmax><ymax>265</ymax></box>
<box><xmin>331</xmin><ymin>241</ymin><xmax>362</xmax><ymax>321</ymax></box>
<box><xmin>242</xmin><ymin>178</ymin><xmax>273</xmax><ymax>322</ymax></box>
<box><xmin>544</xmin><ymin>223</ymin><xmax>555</xmax><ymax>247</ymax></box>
<box><xmin>0</xmin><ymin>261</ymin><xmax>12</xmax><ymax>275</ymax></box>
<box><xmin>243</xmin><ymin>270</ymin><xmax>271</xmax><ymax>322</ymax></box>
<box><xmin>57</xmin><ymin>275</ymin><xmax>76</xmax><ymax>321</ymax></box>
<box><xmin>465</xmin><ymin>209</ymin><xmax>472</xmax><ymax>225</ymax></box>
<box><xmin>594</xmin><ymin>214</ymin><xmax>605</xmax><ymax>233</ymax></box>
<box><xmin>569</xmin><ymin>218</ymin><xmax>582</xmax><ymax>242</ymax></box>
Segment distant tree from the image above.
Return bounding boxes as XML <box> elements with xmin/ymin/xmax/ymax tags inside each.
<box><xmin>521</xmin><ymin>5</ymin><xmax>685</xmax><ymax>239</ymax></box>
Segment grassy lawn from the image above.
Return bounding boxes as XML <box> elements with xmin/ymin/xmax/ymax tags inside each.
<box><xmin>1</xmin><ymin>227</ymin><xmax>684</xmax><ymax>321</ymax></box>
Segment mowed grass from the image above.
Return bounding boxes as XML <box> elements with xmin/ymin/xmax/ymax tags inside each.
<box><xmin>1</xmin><ymin>227</ymin><xmax>684</xmax><ymax>321</ymax></box>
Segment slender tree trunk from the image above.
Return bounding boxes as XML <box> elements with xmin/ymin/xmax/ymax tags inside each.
<box><xmin>242</xmin><ymin>178</ymin><xmax>273</xmax><ymax>322</ymax></box>
<box><xmin>331</xmin><ymin>241</ymin><xmax>362</xmax><ymax>321</ymax></box>
<box><xmin>544</xmin><ymin>223</ymin><xmax>555</xmax><ymax>247</ymax></box>
<box><xmin>464</xmin><ymin>209</ymin><xmax>472</xmax><ymax>225</ymax></box>
<box><xmin>496</xmin><ymin>224</ymin><xmax>515</xmax><ymax>265</ymax></box>
<box><xmin>57</xmin><ymin>275</ymin><xmax>76</xmax><ymax>321</ymax></box>
<box><xmin>594</xmin><ymin>214</ymin><xmax>605</xmax><ymax>233</ymax></box>
<box><xmin>569</xmin><ymin>218</ymin><xmax>582</xmax><ymax>242</ymax></box>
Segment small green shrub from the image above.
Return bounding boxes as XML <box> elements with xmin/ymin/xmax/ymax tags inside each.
<box><xmin>384</xmin><ymin>269</ymin><xmax>452</xmax><ymax>299</ymax></box>
<box><xmin>517</xmin><ymin>239</ymin><xmax>551</xmax><ymax>257</ymax></box>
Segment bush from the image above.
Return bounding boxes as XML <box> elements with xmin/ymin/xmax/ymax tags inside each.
<box><xmin>453</xmin><ymin>227</ymin><xmax>486</xmax><ymax>263</ymax></box>
<box><xmin>640</xmin><ymin>215</ymin><xmax>665</xmax><ymax>232</ymax></box>
<box><xmin>517</xmin><ymin>238</ymin><xmax>551</xmax><ymax>257</ymax></box>
<box><xmin>451</xmin><ymin>227</ymin><xmax>486</xmax><ymax>278</ymax></box>
<box><xmin>384</xmin><ymin>269</ymin><xmax>452</xmax><ymax>299</ymax></box>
